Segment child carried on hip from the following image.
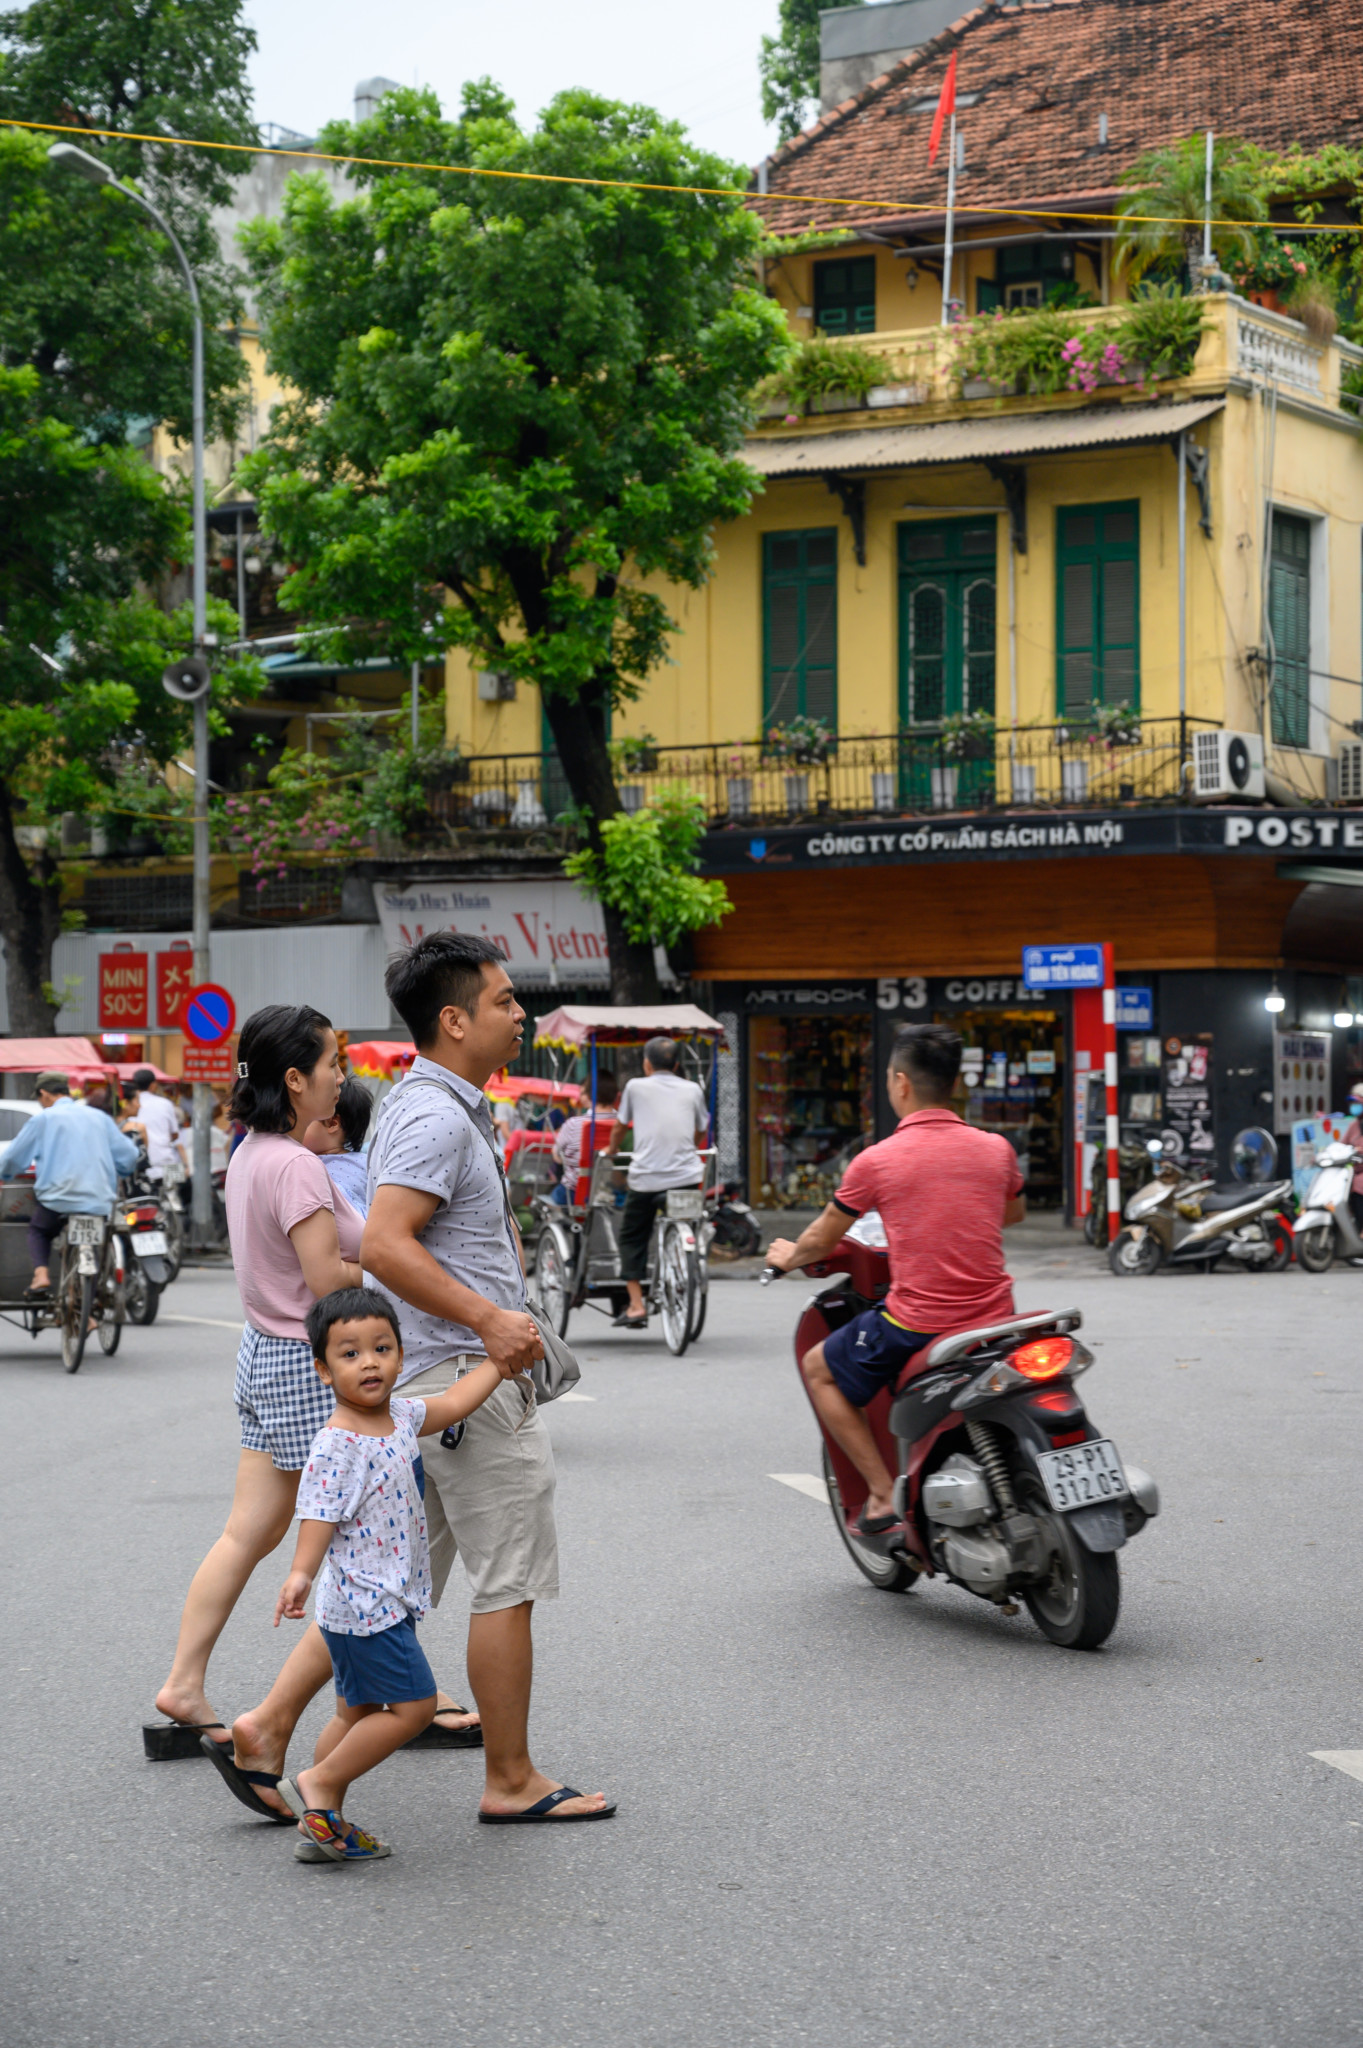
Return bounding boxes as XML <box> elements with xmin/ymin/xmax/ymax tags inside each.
<box><xmin>273</xmin><ymin>1284</ymin><xmax>504</xmax><ymax>1864</ymax></box>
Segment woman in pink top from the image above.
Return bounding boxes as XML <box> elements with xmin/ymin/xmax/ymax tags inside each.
<box><xmin>154</xmin><ymin>1005</ymin><xmax>363</xmax><ymax>1759</ymax></box>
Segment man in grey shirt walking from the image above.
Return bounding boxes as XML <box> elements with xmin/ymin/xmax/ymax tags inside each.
<box><xmin>361</xmin><ymin>933</ymin><xmax>612</xmax><ymax>1823</ymax></box>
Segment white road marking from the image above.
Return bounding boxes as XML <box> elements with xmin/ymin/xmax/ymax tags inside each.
<box><xmin>1310</xmin><ymin>1751</ymin><xmax>1363</xmax><ymax>1785</ymax></box>
<box><xmin>770</xmin><ymin>1472</ymin><xmax>830</xmax><ymax>1505</ymax></box>
<box><xmin>556</xmin><ymin>1391</ymin><xmax>596</xmax><ymax>1403</ymax></box>
<box><xmin>162</xmin><ymin>1315</ymin><xmax>244</xmax><ymax>1330</ymax></box>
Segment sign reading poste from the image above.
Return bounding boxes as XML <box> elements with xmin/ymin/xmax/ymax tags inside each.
<box><xmin>372</xmin><ymin>880</ymin><xmax>610</xmax><ymax>987</ymax></box>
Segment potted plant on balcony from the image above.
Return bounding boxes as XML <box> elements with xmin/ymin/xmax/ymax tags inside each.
<box><xmin>1088</xmin><ymin>702</ymin><xmax>1142</xmax><ymax>750</ymax></box>
<box><xmin>759</xmin><ymin>338</ymin><xmax>891</xmax><ymax>418</ymax></box>
<box><xmin>1112</xmin><ymin>285</ymin><xmax>1208</xmax><ymax>382</ymax></box>
<box><xmin>609</xmin><ymin>732</ymin><xmax>660</xmax><ymax>775</ymax></box>
<box><xmin>940</xmin><ymin>708</ymin><xmax>996</xmax><ymax>762</ymax></box>
<box><xmin>764</xmin><ymin>714</ymin><xmax>835</xmax><ymax>765</ymax></box>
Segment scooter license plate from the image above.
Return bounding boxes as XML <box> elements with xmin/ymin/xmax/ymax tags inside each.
<box><xmin>132</xmin><ymin>1231</ymin><xmax>168</xmax><ymax>1256</ymax></box>
<box><xmin>67</xmin><ymin>1216</ymin><xmax>104</xmax><ymax>1246</ymax></box>
<box><xmin>1036</xmin><ymin>1439</ymin><xmax>1129</xmax><ymax>1513</ymax></box>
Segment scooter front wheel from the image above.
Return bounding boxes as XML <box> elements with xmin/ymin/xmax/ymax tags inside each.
<box><xmin>1108</xmin><ymin>1227</ymin><xmax>1164</xmax><ymax>1276</ymax></box>
<box><xmin>821</xmin><ymin>1444</ymin><xmax>918</xmax><ymax>1593</ymax></box>
<box><xmin>1297</xmin><ymin>1225</ymin><xmax>1335</xmax><ymax>1273</ymax></box>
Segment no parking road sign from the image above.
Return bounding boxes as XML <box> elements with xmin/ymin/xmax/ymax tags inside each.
<box><xmin>183</xmin><ymin>983</ymin><xmax>236</xmax><ymax>1047</ymax></box>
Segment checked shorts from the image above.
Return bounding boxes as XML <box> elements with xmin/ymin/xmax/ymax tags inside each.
<box><xmin>234</xmin><ymin>1323</ymin><xmax>333</xmax><ymax>1471</ymax></box>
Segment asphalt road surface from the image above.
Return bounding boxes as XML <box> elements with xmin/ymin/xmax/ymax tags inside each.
<box><xmin>5</xmin><ymin>1221</ymin><xmax>1363</xmax><ymax>2048</ymax></box>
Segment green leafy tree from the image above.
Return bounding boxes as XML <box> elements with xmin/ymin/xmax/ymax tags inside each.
<box><xmin>240</xmin><ymin>82</ymin><xmax>788</xmax><ymax>1001</ymax></box>
<box><xmin>565</xmin><ymin>787</ymin><xmax>730</xmax><ymax>951</ymax></box>
<box><xmin>0</xmin><ymin>0</ymin><xmax>259</xmax><ymax>1030</ymax></box>
<box><xmin>760</xmin><ymin>0</ymin><xmax>862</xmax><ymax>142</ymax></box>
<box><xmin>1115</xmin><ymin>134</ymin><xmax>1267</xmax><ymax>286</ymax></box>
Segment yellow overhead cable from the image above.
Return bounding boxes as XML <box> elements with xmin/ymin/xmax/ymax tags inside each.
<box><xmin>4</xmin><ymin>113</ymin><xmax>1359</xmax><ymax>239</ymax></box>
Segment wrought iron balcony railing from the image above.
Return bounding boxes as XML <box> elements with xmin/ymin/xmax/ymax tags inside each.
<box><xmin>422</xmin><ymin>717</ymin><xmax>1220</xmax><ymax>835</ymax></box>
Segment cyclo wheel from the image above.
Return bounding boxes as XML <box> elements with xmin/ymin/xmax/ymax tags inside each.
<box><xmin>59</xmin><ymin>1259</ymin><xmax>94</xmax><ymax>1374</ymax></box>
<box><xmin>687</xmin><ymin>1237</ymin><xmax>709</xmax><ymax>1344</ymax></box>
<box><xmin>658</xmin><ymin>1222</ymin><xmax>696</xmax><ymax>1356</ymax></box>
<box><xmin>822</xmin><ymin>1443</ymin><xmax>918</xmax><ymax>1593</ymax></box>
<box><xmin>532</xmin><ymin>1229</ymin><xmax>572</xmax><ymax>1338</ymax></box>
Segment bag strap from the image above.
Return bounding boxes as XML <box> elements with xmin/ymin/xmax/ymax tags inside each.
<box><xmin>398</xmin><ymin>1074</ymin><xmax>521</xmax><ymax>1254</ymax></box>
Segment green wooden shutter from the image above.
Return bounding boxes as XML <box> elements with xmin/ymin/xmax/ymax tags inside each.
<box><xmin>763</xmin><ymin>529</ymin><xmax>838</xmax><ymax>728</ymax></box>
<box><xmin>813</xmin><ymin>257</ymin><xmax>876</xmax><ymax>336</ymax></box>
<box><xmin>1269</xmin><ymin>513</ymin><xmax>1311</xmax><ymax>748</ymax></box>
<box><xmin>1055</xmin><ymin>502</ymin><xmax>1140</xmax><ymax>713</ymax></box>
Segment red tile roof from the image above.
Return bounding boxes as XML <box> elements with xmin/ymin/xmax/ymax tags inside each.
<box><xmin>756</xmin><ymin>0</ymin><xmax>1363</xmax><ymax>238</ymax></box>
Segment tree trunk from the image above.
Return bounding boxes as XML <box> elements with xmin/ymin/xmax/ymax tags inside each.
<box><xmin>541</xmin><ymin>683</ymin><xmax>663</xmax><ymax>1005</ymax></box>
<box><xmin>0</xmin><ymin>785</ymin><xmax>62</xmax><ymax>1035</ymax></box>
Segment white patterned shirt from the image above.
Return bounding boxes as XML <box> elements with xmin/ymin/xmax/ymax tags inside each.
<box><xmin>295</xmin><ymin>1397</ymin><xmax>431</xmax><ymax>1636</ymax></box>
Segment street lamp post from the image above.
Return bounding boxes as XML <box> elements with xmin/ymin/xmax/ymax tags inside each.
<box><xmin>49</xmin><ymin>142</ymin><xmax>214</xmax><ymax>1246</ymax></box>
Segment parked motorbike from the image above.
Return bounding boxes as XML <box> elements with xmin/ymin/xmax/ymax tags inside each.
<box><xmin>708</xmin><ymin>1181</ymin><xmax>762</xmax><ymax>1260</ymax></box>
<box><xmin>768</xmin><ymin>1224</ymin><xmax>1158</xmax><ymax>1651</ymax></box>
<box><xmin>1083</xmin><ymin>1136</ymin><xmax>1161</xmax><ymax>1246</ymax></box>
<box><xmin>1293</xmin><ymin>1141</ymin><xmax>1363</xmax><ymax>1272</ymax></box>
<box><xmin>1108</xmin><ymin>1136</ymin><xmax>1294</xmax><ymax>1276</ymax></box>
<box><xmin>112</xmin><ymin>1187</ymin><xmax>173</xmax><ymax>1326</ymax></box>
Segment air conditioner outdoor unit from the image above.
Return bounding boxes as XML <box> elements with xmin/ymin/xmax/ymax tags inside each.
<box><xmin>1191</xmin><ymin>728</ymin><xmax>1265</xmax><ymax>802</ymax></box>
<box><xmin>1338</xmin><ymin>740</ymin><xmax>1363</xmax><ymax>803</ymax></box>
<box><xmin>477</xmin><ymin>670</ymin><xmax>517</xmax><ymax>702</ymax></box>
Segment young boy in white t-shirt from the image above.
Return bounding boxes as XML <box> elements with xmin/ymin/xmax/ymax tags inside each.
<box><xmin>273</xmin><ymin>1286</ymin><xmax>503</xmax><ymax>1864</ymax></box>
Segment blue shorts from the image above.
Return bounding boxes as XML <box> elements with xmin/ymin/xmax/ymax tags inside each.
<box><xmin>821</xmin><ymin>1306</ymin><xmax>935</xmax><ymax>1409</ymax></box>
<box><xmin>321</xmin><ymin>1614</ymin><xmax>436</xmax><ymax>1708</ymax></box>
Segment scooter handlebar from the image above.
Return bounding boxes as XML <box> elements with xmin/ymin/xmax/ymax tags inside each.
<box><xmin>759</xmin><ymin>1264</ymin><xmax>784</xmax><ymax>1286</ymax></box>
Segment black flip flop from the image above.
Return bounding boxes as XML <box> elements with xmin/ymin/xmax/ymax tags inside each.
<box><xmin>142</xmin><ymin>1718</ymin><xmax>230</xmax><ymax>1762</ymax></box>
<box><xmin>405</xmin><ymin>1705</ymin><xmax>484</xmax><ymax>1751</ymax></box>
<box><xmin>854</xmin><ymin>1506</ymin><xmax>901</xmax><ymax>1538</ymax></box>
<box><xmin>478</xmin><ymin>1787</ymin><xmax>617</xmax><ymax>1825</ymax></box>
<box><xmin>199</xmin><ymin>1734</ymin><xmax>296</xmax><ymax>1823</ymax></box>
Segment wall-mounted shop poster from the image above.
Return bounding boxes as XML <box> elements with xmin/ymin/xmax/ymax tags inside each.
<box><xmin>1161</xmin><ymin>1037</ymin><xmax>1214</xmax><ymax>1161</ymax></box>
<box><xmin>1273</xmin><ymin>1030</ymin><xmax>1332</xmax><ymax>1133</ymax></box>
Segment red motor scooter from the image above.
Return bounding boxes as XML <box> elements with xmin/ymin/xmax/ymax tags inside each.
<box><xmin>768</xmin><ymin>1221</ymin><xmax>1159</xmax><ymax>1651</ymax></box>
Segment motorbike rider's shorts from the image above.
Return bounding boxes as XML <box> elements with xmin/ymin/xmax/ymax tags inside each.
<box><xmin>821</xmin><ymin>1306</ymin><xmax>935</xmax><ymax>1409</ymax></box>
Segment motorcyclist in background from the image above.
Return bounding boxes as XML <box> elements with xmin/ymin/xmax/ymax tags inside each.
<box><xmin>766</xmin><ymin>1024</ymin><xmax>1026</xmax><ymax>1535</ymax></box>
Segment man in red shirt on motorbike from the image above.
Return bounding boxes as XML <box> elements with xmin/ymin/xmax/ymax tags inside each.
<box><xmin>767</xmin><ymin>1023</ymin><xmax>1026</xmax><ymax>1536</ymax></box>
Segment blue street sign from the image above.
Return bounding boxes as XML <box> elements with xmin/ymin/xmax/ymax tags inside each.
<box><xmin>1114</xmin><ymin>986</ymin><xmax>1154</xmax><ymax>1030</ymax></box>
<box><xmin>1021</xmin><ymin>944</ymin><xmax>1104</xmax><ymax>990</ymax></box>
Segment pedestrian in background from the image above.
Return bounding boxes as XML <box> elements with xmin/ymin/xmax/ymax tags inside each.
<box><xmin>154</xmin><ymin>1004</ymin><xmax>363</xmax><ymax>1777</ymax></box>
<box><xmin>121</xmin><ymin>1067</ymin><xmax>183</xmax><ymax>1182</ymax></box>
<box><xmin>608</xmin><ymin>1038</ymin><xmax>708</xmax><ymax>1328</ymax></box>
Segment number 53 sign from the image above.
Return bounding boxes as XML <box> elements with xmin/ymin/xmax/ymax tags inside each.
<box><xmin>876</xmin><ymin>977</ymin><xmax>929</xmax><ymax>1012</ymax></box>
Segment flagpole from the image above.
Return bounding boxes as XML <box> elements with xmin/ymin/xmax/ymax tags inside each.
<box><xmin>941</xmin><ymin>108</ymin><xmax>958</xmax><ymax>324</ymax></box>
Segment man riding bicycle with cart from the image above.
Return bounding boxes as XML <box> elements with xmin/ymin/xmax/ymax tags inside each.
<box><xmin>766</xmin><ymin>1024</ymin><xmax>1026</xmax><ymax>1536</ymax></box>
<box><xmin>0</xmin><ymin>1070</ymin><xmax>139</xmax><ymax>1299</ymax></box>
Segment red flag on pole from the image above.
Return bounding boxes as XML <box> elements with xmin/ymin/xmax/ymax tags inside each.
<box><xmin>927</xmin><ymin>51</ymin><xmax>958</xmax><ymax>166</ymax></box>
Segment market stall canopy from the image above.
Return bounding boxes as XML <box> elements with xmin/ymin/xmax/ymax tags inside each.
<box><xmin>534</xmin><ymin>1004</ymin><xmax>726</xmax><ymax>1051</ymax></box>
<box><xmin>487</xmin><ymin>1073</ymin><xmax>583</xmax><ymax>1104</ymax></box>
<box><xmin>347</xmin><ymin>1040</ymin><xmax>417</xmax><ymax>1079</ymax></box>
<box><xmin>0</xmin><ymin>1036</ymin><xmax>106</xmax><ymax>1079</ymax></box>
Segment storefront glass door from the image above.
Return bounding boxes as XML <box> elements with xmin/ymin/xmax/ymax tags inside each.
<box><xmin>941</xmin><ymin>1004</ymin><xmax>1066</xmax><ymax>1207</ymax></box>
<box><xmin>749</xmin><ymin>1013</ymin><xmax>874</xmax><ymax>1207</ymax></box>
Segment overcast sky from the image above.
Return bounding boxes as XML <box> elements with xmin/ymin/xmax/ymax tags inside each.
<box><xmin>245</xmin><ymin>0</ymin><xmax>782</xmax><ymax>171</ymax></box>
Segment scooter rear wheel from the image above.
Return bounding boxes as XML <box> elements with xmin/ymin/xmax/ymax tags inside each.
<box><xmin>1263</xmin><ymin>1218</ymin><xmax>1294</xmax><ymax>1272</ymax></box>
<box><xmin>821</xmin><ymin>1444</ymin><xmax>918</xmax><ymax>1593</ymax></box>
<box><xmin>1018</xmin><ymin>1478</ymin><xmax>1120</xmax><ymax>1651</ymax></box>
<box><xmin>1297</xmin><ymin>1225</ymin><xmax>1335</xmax><ymax>1273</ymax></box>
<box><xmin>1108</xmin><ymin>1227</ymin><xmax>1164</xmax><ymax>1276</ymax></box>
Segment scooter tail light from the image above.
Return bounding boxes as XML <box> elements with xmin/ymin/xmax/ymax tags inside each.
<box><xmin>1008</xmin><ymin>1336</ymin><xmax>1074</xmax><ymax>1381</ymax></box>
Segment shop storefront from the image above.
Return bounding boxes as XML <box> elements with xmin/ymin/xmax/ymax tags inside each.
<box><xmin>696</xmin><ymin>806</ymin><xmax>1363</xmax><ymax>1216</ymax></box>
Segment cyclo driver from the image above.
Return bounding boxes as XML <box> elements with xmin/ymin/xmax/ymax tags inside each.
<box><xmin>766</xmin><ymin>1023</ymin><xmax>1026</xmax><ymax>1537</ymax></box>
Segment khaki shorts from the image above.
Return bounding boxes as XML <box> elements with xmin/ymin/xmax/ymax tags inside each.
<box><xmin>401</xmin><ymin>1357</ymin><xmax>559</xmax><ymax>1615</ymax></box>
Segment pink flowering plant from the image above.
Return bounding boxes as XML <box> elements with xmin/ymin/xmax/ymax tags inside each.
<box><xmin>217</xmin><ymin>749</ymin><xmax>371</xmax><ymax>891</ymax></box>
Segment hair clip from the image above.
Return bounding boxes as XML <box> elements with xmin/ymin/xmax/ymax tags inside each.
<box><xmin>237</xmin><ymin>1060</ymin><xmax>249</xmax><ymax>1078</ymax></box>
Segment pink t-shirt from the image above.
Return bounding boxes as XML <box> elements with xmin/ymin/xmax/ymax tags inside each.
<box><xmin>225</xmin><ymin>1132</ymin><xmax>363</xmax><ymax>1340</ymax></box>
<box><xmin>835</xmin><ymin>1107</ymin><xmax>1024</xmax><ymax>1335</ymax></box>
